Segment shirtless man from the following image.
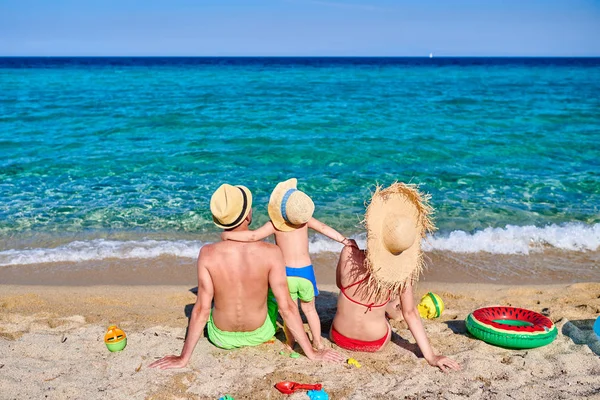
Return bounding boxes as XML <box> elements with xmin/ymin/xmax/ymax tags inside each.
<box><xmin>150</xmin><ymin>184</ymin><xmax>343</xmax><ymax>369</ymax></box>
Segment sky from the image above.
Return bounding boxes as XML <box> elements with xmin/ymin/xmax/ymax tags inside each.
<box><xmin>1</xmin><ymin>0</ymin><xmax>599</xmax><ymax>56</ymax></box>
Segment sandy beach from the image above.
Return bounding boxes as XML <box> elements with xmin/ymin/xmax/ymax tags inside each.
<box><xmin>1</xmin><ymin>275</ymin><xmax>599</xmax><ymax>399</ymax></box>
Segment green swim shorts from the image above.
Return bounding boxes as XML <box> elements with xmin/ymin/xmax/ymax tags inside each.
<box><xmin>287</xmin><ymin>276</ymin><xmax>315</xmax><ymax>302</ymax></box>
<box><xmin>207</xmin><ymin>292</ymin><xmax>278</xmax><ymax>350</ymax></box>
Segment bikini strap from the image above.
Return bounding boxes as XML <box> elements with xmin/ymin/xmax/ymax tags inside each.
<box><xmin>341</xmin><ymin>277</ymin><xmax>390</xmax><ymax>312</ymax></box>
<box><xmin>341</xmin><ymin>276</ymin><xmax>369</xmax><ymax>291</ymax></box>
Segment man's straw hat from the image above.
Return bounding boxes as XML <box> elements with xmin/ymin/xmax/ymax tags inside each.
<box><xmin>268</xmin><ymin>178</ymin><xmax>315</xmax><ymax>232</ymax></box>
<box><xmin>365</xmin><ymin>183</ymin><xmax>435</xmax><ymax>294</ymax></box>
<box><xmin>210</xmin><ymin>184</ymin><xmax>253</xmax><ymax>230</ymax></box>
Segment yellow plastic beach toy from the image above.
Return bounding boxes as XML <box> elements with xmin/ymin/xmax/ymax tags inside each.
<box><xmin>104</xmin><ymin>325</ymin><xmax>127</xmax><ymax>352</ymax></box>
<box><xmin>347</xmin><ymin>358</ymin><xmax>362</xmax><ymax>368</ymax></box>
<box><xmin>418</xmin><ymin>292</ymin><xmax>444</xmax><ymax>319</ymax></box>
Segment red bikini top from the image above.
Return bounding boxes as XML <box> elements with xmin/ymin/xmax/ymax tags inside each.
<box><xmin>340</xmin><ymin>277</ymin><xmax>391</xmax><ymax>312</ymax></box>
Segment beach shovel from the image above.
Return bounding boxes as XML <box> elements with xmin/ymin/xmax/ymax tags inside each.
<box><xmin>275</xmin><ymin>381</ymin><xmax>322</xmax><ymax>394</ymax></box>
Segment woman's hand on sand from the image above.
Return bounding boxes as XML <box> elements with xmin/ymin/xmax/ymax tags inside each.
<box><xmin>427</xmin><ymin>355</ymin><xmax>461</xmax><ymax>372</ymax></box>
<box><xmin>307</xmin><ymin>348</ymin><xmax>346</xmax><ymax>363</ymax></box>
<box><xmin>149</xmin><ymin>355</ymin><xmax>188</xmax><ymax>370</ymax></box>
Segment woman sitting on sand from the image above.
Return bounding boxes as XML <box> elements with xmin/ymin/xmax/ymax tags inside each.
<box><xmin>331</xmin><ymin>183</ymin><xmax>460</xmax><ymax>372</ymax></box>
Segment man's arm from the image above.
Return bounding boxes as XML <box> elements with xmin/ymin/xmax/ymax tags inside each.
<box><xmin>307</xmin><ymin>217</ymin><xmax>355</xmax><ymax>246</ymax></box>
<box><xmin>221</xmin><ymin>221</ymin><xmax>276</xmax><ymax>242</ymax></box>
<box><xmin>399</xmin><ymin>282</ymin><xmax>461</xmax><ymax>372</ymax></box>
<box><xmin>268</xmin><ymin>248</ymin><xmax>344</xmax><ymax>363</ymax></box>
<box><xmin>149</xmin><ymin>246</ymin><xmax>214</xmax><ymax>369</ymax></box>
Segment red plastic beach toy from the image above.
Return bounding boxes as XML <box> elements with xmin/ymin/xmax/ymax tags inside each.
<box><xmin>275</xmin><ymin>381</ymin><xmax>323</xmax><ymax>394</ymax></box>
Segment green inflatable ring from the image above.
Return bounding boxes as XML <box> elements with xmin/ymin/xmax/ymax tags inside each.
<box><xmin>466</xmin><ymin>307</ymin><xmax>557</xmax><ymax>349</ymax></box>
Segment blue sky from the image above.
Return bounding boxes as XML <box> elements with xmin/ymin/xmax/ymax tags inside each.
<box><xmin>1</xmin><ymin>0</ymin><xmax>599</xmax><ymax>56</ymax></box>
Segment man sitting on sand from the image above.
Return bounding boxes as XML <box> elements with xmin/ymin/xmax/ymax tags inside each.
<box><xmin>331</xmin><ymin>183</ymin><xmax>460</xmax><ymax>372</ymax></box>
<box><xmin>150</xmin><ymin>184</ymin><xmax>343</xmax><ymax>369</ymax></box>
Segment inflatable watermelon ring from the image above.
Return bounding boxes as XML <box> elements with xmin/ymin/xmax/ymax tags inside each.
<box><xmin>465</xmin><ymin>307</ymin><xmax>557</xmax><ymax>349</ymax></box>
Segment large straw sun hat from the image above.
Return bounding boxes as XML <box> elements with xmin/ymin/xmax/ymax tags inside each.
<box><xmin>268</xmin><ymin>178</ymin><xmax>315</xmax><ymax>232</ymax></box>
<box><xmin>364</xmin><ymin>182</ymin><xmax>435</xmax><ymax>294</ymax></box>
<box><xmin>210</xmin><ymin>184</ymin><xmax>253</xmax><ymax>230</ymax></box>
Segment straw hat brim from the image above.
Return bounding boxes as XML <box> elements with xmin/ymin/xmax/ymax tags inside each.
<box><xmin>364</xmin><ymin>183</ymin><xmax>435</xmax><ymax>295</ymax></box>
<box><xmin>212</xmin><ymin>185</ymin><xmax>253</xmax><ymax>230</ymax></box>
<box><xmin>268</xmin><ymin>178</ymin><xmax>300</xmax><ymax>232</ymax></box>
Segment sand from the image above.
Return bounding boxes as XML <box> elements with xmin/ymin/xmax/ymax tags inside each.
<box><xmin>1</xmin><ymin>281</ymin><xmax>600</xmax><ymax>400</ymax></box>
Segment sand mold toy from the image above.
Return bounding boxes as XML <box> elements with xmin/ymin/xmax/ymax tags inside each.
<box><xmin>308</xmin><ymin>389</ymin><xmax>330</xmax><ymax>399</ymax></box>
<box><xmin>347</xmin><ymin>358</ymin><xmax>361</xmax><ymax>368</ymax></box>
<box><xmin>279</xmin><ymin>350</ymin><xmax>300</xmax><ymax>358</ymax></box>
<box><xmin>418</xmin><ymin>292</ymin><xmax>444</xmax><ymax>319</ymax></box>
<box><xmin>104</xmin><ymin>325</ymin><xmax>127</xmax><ymax>352</ymax></box>
<box><xmin>466</xmin><ymin>307</ymin><xmax>557</xmax><ymax>349</ymax></box>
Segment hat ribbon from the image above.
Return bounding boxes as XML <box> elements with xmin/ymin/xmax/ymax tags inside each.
<box><xmin>280</xmin><ymin>188</ymin><xmax>297</xmax><ymax>223</ymax></box>
<box><xmin>219</xmin><ymin>187</ymin><xmax>249</xmax><ymax>228</ymax></box>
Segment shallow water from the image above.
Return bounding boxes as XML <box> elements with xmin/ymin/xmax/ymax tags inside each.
<box><xmin>1</xmin><ymin>57</ymin><xmax>599</xmax><ymax>279</ymax></box>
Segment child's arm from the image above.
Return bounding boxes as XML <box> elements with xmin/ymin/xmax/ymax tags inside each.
<box><xmin>399</xmin><ymin>283</ymin><xmax>461</xmax><ymax>372</ymax></box>
<box><xmin>307</xmin><ymin>217</ymin><xmax>356</xmax><ymax>247</ymax></box>
<box><xmin>221</xmin><ymin>221</ymin><xmax>276</xmax><ymax>242</ymax></box>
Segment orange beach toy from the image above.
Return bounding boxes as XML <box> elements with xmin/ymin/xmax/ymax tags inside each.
<box><xmin>104</xmin><ymin>325</ymin><xmax>127</xmax><ymax>352</ymax></box>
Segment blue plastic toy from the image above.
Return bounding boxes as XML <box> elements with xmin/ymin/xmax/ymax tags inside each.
<box><xmin>307</xmin><ymin>389</ymin><xmax>329</xmax><ymax>400</ymax></box>
<box><xmin>218</xmin><ymin>396</ymin><xmax>234</xmax><ymax>400</ymax></box>
<box><xmin>594</xmin><ymin>316</ymin><xmax>600</xmax><ymax>340</ymax></box>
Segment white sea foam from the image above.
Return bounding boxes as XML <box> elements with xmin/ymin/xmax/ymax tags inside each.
<box><xmin>308</xmin><ymin>223</ymin><xmax>600</xmax><ymax>255</ymax></box>
<box><xmin>424</xmin><ymin>223</ymin><xmax>600</xmax><ymax>255</ymax></box>
<box><xmin>0</xmin><ymin>223</ymin><xmax>598</xmax><ymax>266</ymax></box>
<box><xmin>0</xmin><ymin>239</ymin><xmax>203</xmax><ymax>267</ymax></box>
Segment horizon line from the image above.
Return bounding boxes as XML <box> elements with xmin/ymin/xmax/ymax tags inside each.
<box><xmin>2</xmin><ymin>55</ymin><xmax>600</xmax><ymax>58</ymax></box>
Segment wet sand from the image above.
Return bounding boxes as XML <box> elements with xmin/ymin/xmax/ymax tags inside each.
<box><xmin>1</xmin><ymin>249</ymin><xmax>598</xmax><ymax>286</ymax></box>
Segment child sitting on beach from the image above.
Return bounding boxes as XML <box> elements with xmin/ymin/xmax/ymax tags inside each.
<box><xmin>221</xmin><ymin>178</ymin><xmax>354</xmax><ymax>350</ymax></box>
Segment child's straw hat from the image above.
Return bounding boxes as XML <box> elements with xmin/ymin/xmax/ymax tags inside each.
<box><xmin>364</xmin><ymin>182</ymin><xmax>435</xmax><ymax>294</ymax></box>
<box><xmin>210</xmin><ymin>184</ymin><xmax>253</xmax><ymax>229</ymax></box>
<box><xmin>268</xmin><ymin>178</ymin><xmax>315</xmax><ymax>232</ymax></box>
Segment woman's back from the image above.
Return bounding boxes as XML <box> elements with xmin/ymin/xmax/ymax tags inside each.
<box><xmin>332</xmin><ymin>246</ymin><xmax>391</xmax><ymax>343</ymax></box>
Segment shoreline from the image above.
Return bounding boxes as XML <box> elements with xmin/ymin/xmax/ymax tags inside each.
<box><xmin>1</xmin><ymin>248</ymin><xmax>598</xmax><ymax>286</ymax></box>
<box><xmin>2</xmin><ymin>282</ymin><xmax>599</xmax><ymax>329</ymax></box>
<box><xmin>1</xmin><ymin>282</ymin><xmax>599</xmax><ymax>399</ymax></box>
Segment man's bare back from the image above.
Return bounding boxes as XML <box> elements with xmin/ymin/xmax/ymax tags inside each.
<box><xmin>206</xmin><ymin>240</ymin><xmax>281</xmax><ymax>331</ymax></box>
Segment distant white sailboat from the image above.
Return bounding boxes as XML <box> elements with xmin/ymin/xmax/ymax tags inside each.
<box><xmin>429</xmin><ymin>53</ymin><xmax>433</xmax><ymax>58</ymax></box>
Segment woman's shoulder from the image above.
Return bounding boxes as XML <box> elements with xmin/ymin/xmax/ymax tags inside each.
<box><xmin>338</xmin><ymin>246</ymin><xmax>367</xmax><ymax>278</ymax></box>
<box><xmin>340</xmin><ymin>245</ymin><xmax>365</xmax><ymax>261</ymax></box>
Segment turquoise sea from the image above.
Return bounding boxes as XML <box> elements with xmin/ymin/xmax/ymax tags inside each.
<box><xmin>0</xmin><ymin>57</ymin><xmax>599</xmax><ymax>269</ymax></box>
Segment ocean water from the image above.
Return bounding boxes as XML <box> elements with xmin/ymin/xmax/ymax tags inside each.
<box><xmin>0</xmin><ymin>57</ymin><xmax>599</xmax><ymax>269</ymax></box>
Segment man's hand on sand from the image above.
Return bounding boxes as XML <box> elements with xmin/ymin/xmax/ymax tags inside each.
<box><xmin>307</xmin><ymin>348</ymin><xmax>345</xmax><ymax>363</ymax></box>
<box><xmin>427</xmin><ymin>355</ymin><xmax>461</xmax><ymax>372</ymax></box>
<box><xmin>149</xmin><ymin>355</ymin><xmax>188</xmax><ymax>370</ymax></box>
